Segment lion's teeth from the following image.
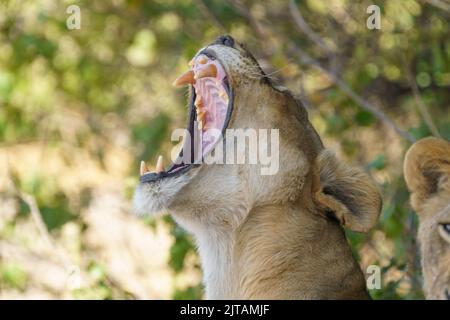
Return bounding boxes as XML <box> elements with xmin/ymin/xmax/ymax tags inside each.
<box><xmin>196</xmin><ymin>106</ymin><xmax>203</xmax><ymax>117</ymax></box>
<box><xmin>198</xmin><ymin>55</ymin><xmax>208</xmax><ymax>64</ymax></box>
<box><xmin>156</xmin><ymin>155</ymin><xmax>164</xmax><ymax>173</ymax></box>
<box><xmin>140</xmin><ymin>161</ymin><xmax>149</xmax><ymax>176</ymax></box>
<box><xmin>197</xmin><ymin>104</ymin><xmax>206</xmax><ymax>129</ymax></box>
<box><xmin>172</xmin><ymin>70</ymin><xmax>195</xmax><ymax>87</ymax></box>
<box><xmin>140</xmin><ymin>161</ymin><xmax>145</xmax><ymax>176</ymax></box>
<box><xmin>195</xmin><ymin>95</ymin><xmax>203</xmax><ymax>108</ymax></box>
<box><xmin>195</xmin><ymin>64</ymin><xmax>217</xmax><ymax>79</ymax></box>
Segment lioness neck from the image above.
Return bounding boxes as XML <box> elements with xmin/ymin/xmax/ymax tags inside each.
<box><xmin>193</xmin><ymin>204</ymin><xmax>369</xmax><ymax>299</ymax></box>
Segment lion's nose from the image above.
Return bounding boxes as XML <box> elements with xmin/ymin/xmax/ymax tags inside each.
<box><xmin>215</xmin><ymin>35</ymin><xmax>235</xmax><ymax>48</ymax></box>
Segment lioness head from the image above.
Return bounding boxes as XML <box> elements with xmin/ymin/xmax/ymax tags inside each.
<box><xmin>134</xmin><ymin>35</ymin><xmax>321</xmax><ymax>225</ymax></box>
<box><xmin>133</xmin><ymin>35</ymin><xmax>380</xmax><ymax>234</ymax></box>
<box><xmin>404</xmin><ymin>137</ymin><xmax>450</xmax><ymax>300</ymax></box>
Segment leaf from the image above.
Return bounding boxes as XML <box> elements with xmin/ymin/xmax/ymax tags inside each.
<box><xmin>355</xmin><ymin>110</ymin><xmax>375</xmax><ymax>126</ymax></box>
<box><xmin>0</xmin><ymin>263</ymin><xmax>28</xmax><ymax>290</ymax></box>
<box><xmin>368</xmin><ymin>154</ymin><xmax>386</xmax><ymax>171</ymax></box>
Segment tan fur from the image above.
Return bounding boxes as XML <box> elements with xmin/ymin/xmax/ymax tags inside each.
<box><xmin>404</xmin><ymin>137</ymin><xmax>450</xmax><ymax>299</ymax></box>
<box><xmin>134</xmin><ymin>37</ymin><xmax>382</xmax><ymax>299</ymax></box>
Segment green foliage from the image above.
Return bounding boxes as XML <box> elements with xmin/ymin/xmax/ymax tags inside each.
<box><xmin>132</xmin><ymin>113</ymin><xmax>171</xmax><ymax>162</ymax></box>
<box><xmin>166</xmin><ymin>217</ymin><xmax>196</xmax><ymax>274</ymax></box>
<box><xmin>173</xmin><ymin>284</ymin><xmax>204</xmax><ymax>300</ymax></box>
<box><xmin>0</xmin><ymin>263</ymin><xmax>28</xmax><ymax>291</ymax></box>
<box><xmin>0</xmin><ymin>0</ymin><xmax>448</xmax><ymax>300</ymax></box>
<box><xmin>367</xmin><ymin>154</ymin><xmax>386</xmax><ymax>171</ymax></box>
<box><xmin>355</xmin><ymin>110</ymin><xmax>375</xmax><ymax>127</ymax></box>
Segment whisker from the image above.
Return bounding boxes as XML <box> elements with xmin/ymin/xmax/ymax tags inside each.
<box><xmin>245</xmin><ymin>64</ymin><xmax>289</xmax><ymax>82</ymax></box>
<box><xmin>264</xmin><ymin>65</ymin><xmax>289</xmax><ymax>77</ymax></box>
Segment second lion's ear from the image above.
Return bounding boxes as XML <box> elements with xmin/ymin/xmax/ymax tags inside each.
<box><xmin>404</xmin><ymin>137</ymin><xmax>450</xmax><ymax>214</ymax></box>
<box><xmin>312</xmin><ymin>150</ymin><xmax>382</xmax><ymax>233</ymax></box>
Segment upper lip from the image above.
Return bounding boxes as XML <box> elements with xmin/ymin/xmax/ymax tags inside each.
<box><xmin>198</xmin><ymin>48</ymin><xmax>217</xmax><ymax>60</ymax></box>
<box><xmin>139</xmin><ymin>50</ymin><xmax>233</xmax><ymax>183</ymax></box>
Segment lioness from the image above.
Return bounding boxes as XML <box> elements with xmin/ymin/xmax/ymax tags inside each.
<box><xmin>404</xmin><ymin>137</ymin><xmax>450</xmax><ymax>300</ymax></box>
<box><xmin>134</xmin><ymin>35</ymin><xmax>382</xmax><ymax>299</ymax></box>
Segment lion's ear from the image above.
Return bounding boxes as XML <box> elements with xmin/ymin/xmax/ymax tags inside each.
<box><xmin>312</xmin><ymin>150</ymin><xmax>382</xmax><ymax>232</ymax></box>
<box><xmin>404</xmin><ymin>137</ymin><xmax>450</xmax><ymax>214</ymax></box>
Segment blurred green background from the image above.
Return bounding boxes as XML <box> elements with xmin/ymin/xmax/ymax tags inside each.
<box><xmin>0</xmin><ymin>0</ymin><xmax>449</xmax><ymax>299</ymax></box>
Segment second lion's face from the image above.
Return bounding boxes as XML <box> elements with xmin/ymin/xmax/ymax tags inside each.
<box><xmin>404</xmin><ymin>137</ymin><xmax>450</xmax><ymax>300</ymax></box>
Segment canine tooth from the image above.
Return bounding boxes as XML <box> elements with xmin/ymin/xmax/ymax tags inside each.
<box><xmin>195</xmin><ymin>95</ymin><xmax>203</xmax><ymax>107</ymax></box>
<box><xmin>140</xmin><ymin>161</ymin><xmax>149</xmax><ymax>176</ymax></box>
<box><xmin>196</xmin><ymin>110</ymin><xmax>205</xmax><ymax>129</ymax></box>
<box><xmin>156</xmin><ymin>155</ymin><xmax>164</xmax><ymax>173</ymax></box>
<box><xmin>197</xmin><ymin>110</ymin><xmax>205</xmax><ymax>120</ymax></box>
<box><xmin>196</xmin><ymin>109</ymin><xmax>204</xmax><ymax>119</ymax></box>
<box><xmin>195</xmin><ymin>64</ymin><xmax>217</xmax><ymax>79</ymax></box>
<box><xmin>172</xmin><ymin>70</ymin><xmax>195</xmax><ymax>87</ymax></box>
<box><xmin>198</xmin><ymin>55</ymin><xmax>208</xmax><ymax>64</ymax></box>
<box><xmin>203</xmin><ymin>125</ymin><xmax>211</xmax><ymax>131</ymax></box>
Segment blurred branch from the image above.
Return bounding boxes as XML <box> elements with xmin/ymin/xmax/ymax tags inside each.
<box><xmin>289</xmin><ymin>0</ymin><xmax>338</xmax><ymax>72</ymax></box>
<box><xmin>5</xmin><ymin>163</ymin><xmax>83</xmax><ymax>291</ymax></box>
<box><xmin>289</xmin><ymin>44</ymin><xmax>416</xmax><ymax>142</ymax></box>
<box><xmin>420</xmin><ymin>0</ymin><xmax>450</xmax><ymax>12</ymax></box>
<box><xmin>406</xmin><ymin>67</ymin><xmax>441</xmax><ymax>138</ymax></box>
<box><xmin>229</xmin><ymin>1</ymin><xmax>417</xmax><ymax>143</ymax></box>
<box><xmin>195</xmin><ymin>0</ymin><xmax>227</xmax><ymax>32</ymax></box>
<box><xmin>226</xmin><ymin>0</ymin><xmax>271</xmax><ymax>46</ymax></box>
<box><xmin>298</xmin><ymin>73</ymin><xmax>312</xmax><ymax>110</ymax></box>
<box><xmin>17</xmin><ymin>190</ymin><xmax>74</xmax><ymax>269</ymax></box>
<box><xmin>288</xmin><ymin>0</ymin><xmax>335</xmax><ymax>58</ymax></box>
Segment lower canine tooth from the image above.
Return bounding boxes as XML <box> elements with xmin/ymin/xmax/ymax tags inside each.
<box><xmin>140</xmin><ymin>161</ymin><xmax>149</xmax><ymax>176</ymax></box>
<box><xmin>156</xmin><ymin>155</ymin><xmax>164</xmax><ymax>173</ymax></box>
<box><xmin>195</xmin><ymin>64</ymin><xmax>217</xmax><ymax>79</ymax></box>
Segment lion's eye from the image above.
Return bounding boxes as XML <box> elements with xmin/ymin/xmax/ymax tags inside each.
<box><xmin>439</xmin><ymin>223</ymin><xmax>450</xmax><ymax>242</ymax></box>
<box><xmin>443</xmin><ymin>224</ymin><xmax>450</xmax><ymax>234</ymax></box>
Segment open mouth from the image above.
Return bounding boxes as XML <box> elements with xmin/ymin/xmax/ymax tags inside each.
<box><xmin>139</xmin><ymin>50</ymin><xmax>233</xmax><ymax>183</ymax></box>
